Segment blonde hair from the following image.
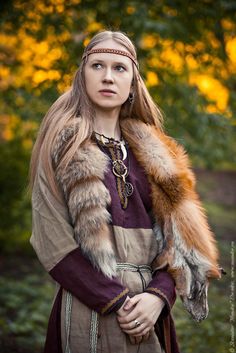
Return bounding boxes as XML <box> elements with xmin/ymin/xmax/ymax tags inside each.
<box><xmin>29</xmin><ymin>30</ymin><xmax>164</xmax><ymax>199</ymax></box>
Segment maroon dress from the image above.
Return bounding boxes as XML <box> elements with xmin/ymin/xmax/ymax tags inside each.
<box><xmin>32</xmin><ymin>140</ymin><xmax>180</xmax><ymax>353</ymax></box>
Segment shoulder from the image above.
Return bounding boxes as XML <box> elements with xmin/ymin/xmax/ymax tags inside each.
<box><xmin>121</xmin><ymin>118</ymin><xmax>196</xmax><ymax>188</ymax></box>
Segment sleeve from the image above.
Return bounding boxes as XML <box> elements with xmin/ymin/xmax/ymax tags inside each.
<box><xmin>145</xmin><ymin>269</ymin><xmax>176</xmax><ymax>318</ymax></box>
<box><xmin>30</xmin><ymin>168</ymin><xmax>129</xmax><ymax>315</ymax></box>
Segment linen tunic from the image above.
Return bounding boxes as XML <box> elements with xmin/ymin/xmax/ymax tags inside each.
<box><xmin>30</xmin><ymin>142</ymin><xmax>178</xmax><ymax>353</ymax></box>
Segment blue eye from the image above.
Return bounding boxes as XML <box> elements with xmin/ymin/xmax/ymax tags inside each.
<box><xmin>92</xmin><ymin>63</ymin><xmax>102</xmax><ymax>69</ymax></box>
<box><xmin>115</xmin><ymin>65</ymin><xmax>126</xmax><ymax>72</ymax></box>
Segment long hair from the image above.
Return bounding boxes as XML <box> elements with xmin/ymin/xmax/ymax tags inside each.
<box><xmin>29</xmin><ymin>30</ymin><xmax>164</xmax><ymax>199</ymax></box>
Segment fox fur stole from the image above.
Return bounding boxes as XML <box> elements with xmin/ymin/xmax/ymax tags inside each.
<box><xmin>52</xmin><ymin>117</ymin><xmax>222</xmax><ymax>322</ymax></box>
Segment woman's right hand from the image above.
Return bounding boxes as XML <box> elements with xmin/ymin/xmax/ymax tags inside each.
<box><xmin>116</xmin><ymin>296</ymin><xmax>153</xmax><ymax>344</ymax></box>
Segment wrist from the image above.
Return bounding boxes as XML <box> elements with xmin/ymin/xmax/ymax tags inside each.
<box><xmin>146</xmin><ymin>292</ymin><xmax>165</xmax><ymax>308</ymax></box>
<box><xmin>116</xmin><ymin>295</ymin><xmax>130</xmax><ymax>316</ymax></box>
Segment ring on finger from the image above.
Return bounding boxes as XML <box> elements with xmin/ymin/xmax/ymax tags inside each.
<box><xmin>134</xmin><ymin>319</ymin><xmax>141</xmax><ymax>328</ymax></box>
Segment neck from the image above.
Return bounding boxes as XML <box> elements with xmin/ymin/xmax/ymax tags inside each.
<box><xmin>93</xmin><ymin>107</ymin><xmax>121</xmax><ymax>140</ymax></box>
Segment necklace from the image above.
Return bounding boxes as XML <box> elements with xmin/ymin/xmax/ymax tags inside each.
<box><xmin>93</xmin><ymin>131</ymin><xmax>134</xmax><ymax>209</ymax></box>
<box><xmin>94</xmin><ymin>132</ymin><xmax>127</xmax><ymax>160</ymax></box>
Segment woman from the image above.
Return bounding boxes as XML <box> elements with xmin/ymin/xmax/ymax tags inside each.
<box><xmin>29</xmin><ymin>30</ymin><xmax>222</xmax><ymax>353</ymax></box>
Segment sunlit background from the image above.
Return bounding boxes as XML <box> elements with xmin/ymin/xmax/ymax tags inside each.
<box><xmin>0</xmin><ymin>1</ymin><xmax>235</xmax><ymax>352</ymax></box>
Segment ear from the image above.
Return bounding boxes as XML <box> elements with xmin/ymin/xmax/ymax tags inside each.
<box><xmin>206</xmin><ymin>266</ymin><xmax>222</xmax><ymax>279</ymax></box>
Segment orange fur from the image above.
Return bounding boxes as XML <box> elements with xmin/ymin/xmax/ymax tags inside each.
<box><xmin>121</xmin><ymin>118</ymin><xmax>221</xmax><ymax>281</ymax></box>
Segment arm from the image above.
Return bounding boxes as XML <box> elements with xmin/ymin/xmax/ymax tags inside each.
<box><xmin>144</xmin><ymin>269</ymin><xmax>176</xmax><ymax>318</ymax></box>
<box><xmin>30</xmin><ymin>168</ymin><xmax>129</xmax><ymax>315</ymax></box>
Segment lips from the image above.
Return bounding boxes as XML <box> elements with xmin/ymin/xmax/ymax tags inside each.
<box><xmin>99</xmin><ymin>89</ymin><xmax>116</xmax><ymax>94</ymax></box>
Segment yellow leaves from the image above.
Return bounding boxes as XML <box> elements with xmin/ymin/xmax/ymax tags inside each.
<box><xmin>0</xmin><ymin>30</ymin><xmax>65</xmax><ymax>90</ymax></box>
<box><xmin>126</xmin><ymin>6</ymin><xmax>135</xmax><ymax>15</ymax></box>
<box><xmin>141</xmin><ymin>35</ymin><xmax>158</xmax><ymax>49</ymax></box>
<box><xmin>36</xmin><ymin>3</ymin><xmax>54</xmax><ymax>14</ymax></box>
<box><xmin>86</xmin><ymin>22</ymin><xmax>104</xmax><ymax>33</ymax></box>
<box><xmin>0</xmin><ymin>114</ymin><xmax>38</xmax><ymax>150</ymax></box>
<box><xmin>146</xmin><ymin>39</ymin><xmax>184</xmax><ymax>72</ymax></box>
<box><xmin>32</xmin><ymin>70</ymin><xmax>61</xmax><ymax>85</ymax></box>
<box><xmin>36</xmin><ymin>41</ymin><xmax>49</xmax><ymax>55</ymax></box>
<box><xmin>83</xmin><ymin>37</ymin><xmax>91</xmax><ymax>47</ymax></box>
<box><xmin>33</xmin><ymin>70</ymin><xmax>48</xmax><ymax>84</ymax></box>
<box><xmin>70</xmin><ymin>0</ymin><xmax>81</xmax><ymax>4</ymax></box>
<box><xmin>222</xmin><ymin>19</ymin><xmax>235</xmax><ymax>31</ymax></box>
<box><xmin>57</xmin><ymin>73</ymin><xmax>73</xmax><ymax>93</ymax></box>
<box><xmin>189</xmin><ymin>74</ymin><xmax>229</xmax><ymax>112</ymax></box>
<box><xmin>0</xmin><ymin>33</ymin><xmax>17</xmax><ymax>47</ymax></box>
<box><xmin>160</xmin><ymin>46</ymin><xmax>184</xmax><ymax>72</ymax></box>
<box><xmin>56</xmin><ymin>4</ymin><xmax>65</xmax><ymax>13</ymax></box>
<box><xmin>226</xmin><ymin>37</ymin><xmax>236</xmax><ymax>69</ymax></box>
<box><xmin>83</xmin><ymin>22</ymin><xmax>104</xmax><ymax>46</ymax></box>
<box><xmin>185</xmin><ymin>55</ymin><xmax>198</xmax><ymax>70</ymax></box>
<box><xmin>0</xmin><ymin>115</ymin><xmax>21</xmax><ymax>141</ymax></box>
<box><xmin>148</xmin><ymin>57</ymin><xmax>159</xmax><ymax>68</ymax></box>
<box><xmin>0</xmin><ymin>66</ymin><xmax>10</xmax><ymax>78</ymax></box>
<box><xmin>146</xmin><ymin>71</ymin><xmax>159</xmax><ymax>87</ymax></box>
<box><xmin>0</xmin><ymin>67</ymin><xmax>12</xmax><ymax>90</ymax></box>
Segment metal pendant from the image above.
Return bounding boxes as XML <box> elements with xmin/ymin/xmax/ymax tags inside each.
<box><xmin>120</xmin><ymin>142</ymin><xmax>127</xmax><ymax>161</ymax></box>
<box><xmin>125</xmin><ymin>182</ymin><xmax>134</xmax><ymax>197</ymax></box>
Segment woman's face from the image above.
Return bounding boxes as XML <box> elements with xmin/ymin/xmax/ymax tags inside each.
<box><xmin>84</xmin><ymin>39</ymin><xmax>134</xmax><ymax>113</ymax></box>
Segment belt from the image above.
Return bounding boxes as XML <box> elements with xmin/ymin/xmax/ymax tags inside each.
<box><xmin>116</xmin><ymin>262</ymin><xmax>152</xmax><ymax>293</ymax></box>
<box><xmin>116</xmin><ymin>262</ymin><xmax>152</xmax><ymax>273</ymax></box>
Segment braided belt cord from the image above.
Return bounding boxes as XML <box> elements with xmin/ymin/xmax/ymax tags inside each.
<box><xmin>116</xmin><ymin>262</ymin><xmax>152</xmax><ymax>272</ymax></box>
<box><xmin>117</xmin><ymin>262</ymin><xmax>153</xmax><ymax>292</ymax></box>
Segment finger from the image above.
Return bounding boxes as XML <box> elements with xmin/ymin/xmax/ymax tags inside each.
<box><xmin>119</xmin><ymin>317</ymin><xmax>144</xmax><ymax>331</ymax></box>
<box><xmin>141</xmin><ymin>331</ymin><xmax>150</xmax><ymax>342</ymax></box>
<box><xmin>134</xmin><ymin>335</ymin><xmax>143</xmax><ymax>344</ymax></box>
<box><xmin>129</xmin><ymin>335</ymin><xmax>136</xmax><ymax>345</ymax></box>
<box><xmin>128</xmin><ymin>326</ymin><xmax>150</xmax><ymax>337</ymax></box>
<box><xmin>123</xmin><ymin>323</ymin><xmax>148</xmax><ymax>336</ymax></box>
<box><xmin>117</xmin><ymin>307</ymin><xmax>140</xmax><ymax>324</ymax></box>
<box><xmin>128</xmin><ymin>334</ymin><xmax>142</xmax><ymax>345</ymax></box>
<box><xmin>123</xmin><ymin>295</ymin><xmax>141</xmax><ymax>311</ymax></box>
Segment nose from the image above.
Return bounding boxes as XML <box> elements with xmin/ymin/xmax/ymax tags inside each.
<box><xmin>102</xmin><ymin>67</ymin><xmax>114</xmax><ymax>83</ymax></box>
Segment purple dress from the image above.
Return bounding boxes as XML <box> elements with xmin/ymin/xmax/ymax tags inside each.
<box><xmin>32</xmin><ymin>140</ymin><xmax>179</xmax><ymax>353</ymax></box>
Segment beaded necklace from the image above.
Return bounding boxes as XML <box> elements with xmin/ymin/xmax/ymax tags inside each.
<box><xmin>93</xmin><ymin>132</ymin><xmax>134</xmax><ymax>209</ymax></box>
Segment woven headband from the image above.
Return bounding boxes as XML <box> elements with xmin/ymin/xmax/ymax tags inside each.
<box><xmin>82</xmin><ymin>48</ymin><xmax>139</xmax><ymax>69</ymax></box>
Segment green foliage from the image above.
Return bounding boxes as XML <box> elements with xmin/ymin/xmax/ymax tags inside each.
<box><xmin>0</xmin><ymin>136</ymin><xmax>32</xmax><ymax>254</ymax></box>
<box><xmin>173</xmin><ymin>280</ymin><xmax>231</xmax><ymax>353</ymax></box>
<box><xmin>0</xmin><ymin>271</ymin><xmax>54</xmax><ymax>352</ymax></box>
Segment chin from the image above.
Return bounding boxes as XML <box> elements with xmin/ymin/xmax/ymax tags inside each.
<box><xmin>94</xmin><ymin>102</ymin><xmax>122</xmax><ymax>111</ymax></box>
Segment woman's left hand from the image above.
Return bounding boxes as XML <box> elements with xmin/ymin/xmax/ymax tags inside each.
<box><xmin>116</xmin><ymin>293</ymin><xmax>165</xmax><ymax>337</ymax></box>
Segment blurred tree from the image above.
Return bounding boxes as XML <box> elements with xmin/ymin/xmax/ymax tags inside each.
<box><xmin>0</xmin><ymin>0</ymin><xmax>235</xmax><ymax>251</ymax></box>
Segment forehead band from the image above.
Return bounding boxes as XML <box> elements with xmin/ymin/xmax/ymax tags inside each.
<box><xmin>82</xmin><ymin>48</ymin><xmax>139</xmax><ymax>69</ymax></box>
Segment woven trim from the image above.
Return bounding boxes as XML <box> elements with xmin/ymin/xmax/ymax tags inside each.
<box><xmin>65</xmin><ymin>291</ymin><xmax>73</xmax><ymax>353</ymax></box>
<box><xmin>89</xmin><ymin>310</ymin><xmax>99</xmax><ymax>353</ymax></box>
<box><xmin>82</xmin><ymin>48</ymin><xmax>139</xmax><ymax>68</ymax></box>
<box><xmin>101</xmin><ymin>288</ymin><xmax>129</xmax><ymax>315</ymax></box>
<box><xmin>145</xmin><ymin>287</ymin><xmax>171</xmax><ymax>311</ymax></box>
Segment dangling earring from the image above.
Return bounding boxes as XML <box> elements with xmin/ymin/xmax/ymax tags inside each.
<box><xmin>128</xmin><ymin>92</ymin><xmax>134</xmax><ymax>104</ymax></box>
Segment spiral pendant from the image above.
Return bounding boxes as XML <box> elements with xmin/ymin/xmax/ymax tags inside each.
<box><xmin>125</xmin><ymin>182</ymin><xmax>134</xmax><ymax>197</ymax></box>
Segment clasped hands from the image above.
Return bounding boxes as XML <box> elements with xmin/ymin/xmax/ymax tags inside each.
<box><xmin>116</xmin><ymin>293</ymin><xmax>165</xmax><ymax>345</ymax></box>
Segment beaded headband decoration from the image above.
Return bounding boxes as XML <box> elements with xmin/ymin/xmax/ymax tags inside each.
<box><xmin>82</xmin><ymin>48</ymin><xmax>139</xmax><ymax>69</ymax></box>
